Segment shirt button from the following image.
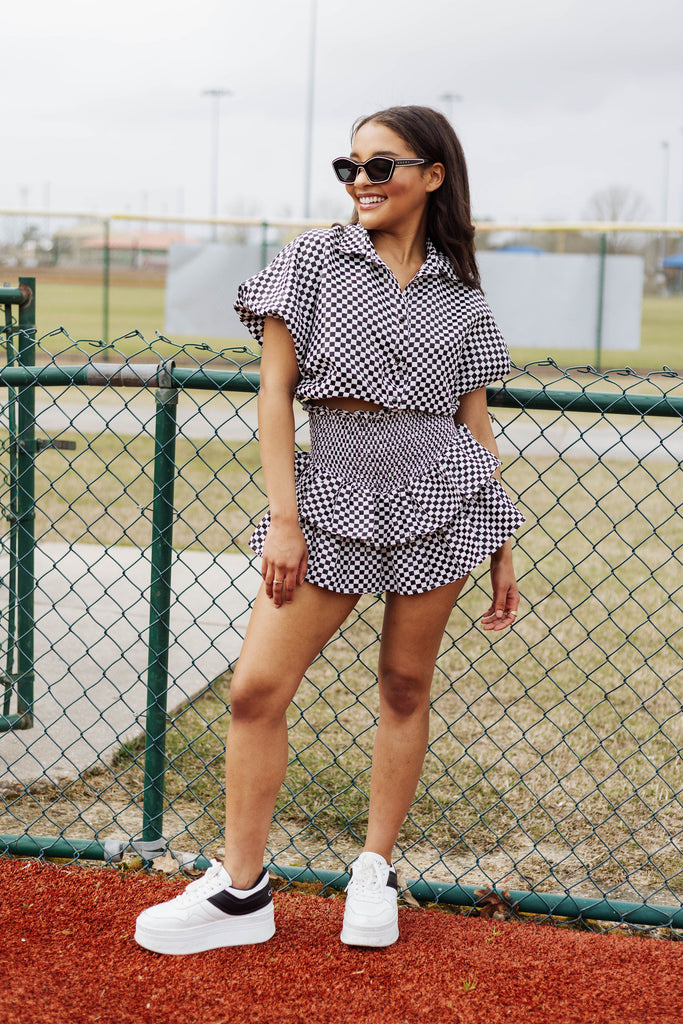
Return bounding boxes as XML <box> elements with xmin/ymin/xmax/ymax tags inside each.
<box><xmin>398</xmin><ymin>314</ymin><xmax>407</xmax><ymax>323</ymax></box>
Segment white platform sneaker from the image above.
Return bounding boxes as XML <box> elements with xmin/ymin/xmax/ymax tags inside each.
<box><xmin>134</xmin><ymin>859</ymin><xmax>275</xmax><ymax>955</ymax></box>
<box><xmin>340</xmin><ymin>851</ymin><xmax>399</xmax><ymax>947</ymax></box>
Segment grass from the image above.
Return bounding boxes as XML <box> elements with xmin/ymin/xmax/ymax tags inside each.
<box><xmin>510</xmin><ymin>294</ymin><xmax>683</xmax><ymax>373</ymax></box>
<box><xmin>24</xmin><ymin>425</ymin><xmax>264</xmax><ymax>553</ymax></box>
<box><xmin>17</xmin><ymin>277</ymin><xmax>683</xmax><ymax>372</ymax></box>
<box><xmin>29</xmin><ymin>277</ymin><xmax>256</xmax><ymax>365</ymax></box>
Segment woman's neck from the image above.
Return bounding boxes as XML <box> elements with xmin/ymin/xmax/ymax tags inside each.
<box><xmin>370</xmin><ymin>227</ymin><xmax>428</xmax><ymax>290</ymax></box>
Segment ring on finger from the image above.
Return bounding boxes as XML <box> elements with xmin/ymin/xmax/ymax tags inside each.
<box><xmin>273</xmin><ymin>579</ymin><xmax>284</xmax><ymax>585</ymax></box>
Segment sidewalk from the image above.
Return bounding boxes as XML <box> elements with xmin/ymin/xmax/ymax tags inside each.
<box><xmin>0</xmin><ymin>542</ymin><xmax>260</xmax><ymax>787</ymax></box>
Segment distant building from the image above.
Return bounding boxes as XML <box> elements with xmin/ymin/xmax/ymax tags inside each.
<box><xmin>80</xmin><ymin>230</ymin><xmax>198</xmax><ymax>269</ymax></box>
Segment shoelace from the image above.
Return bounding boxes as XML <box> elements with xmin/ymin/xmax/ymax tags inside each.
<box><xmin>347</xmin><ymin>858</ymin><xmax>387</xmax><ymax>896</ymax></box>
<box><xmin>176</xmin><ymin>859</ymin><xmax>226</xmax><ymax>904</ymax></box>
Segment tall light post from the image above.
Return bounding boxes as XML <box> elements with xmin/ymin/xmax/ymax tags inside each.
<box><xmin>303</xmin><ymin>0</ymin><xmax>318</xmax><ymax>219</ymax></box>
<box><xmin>439</xmin><ymin>92</ymin><xmax>463</xmax><ymax>124</ymax></box>
<box><xmin>202</xmin><ymin>88</ymin><xmax>232</xmax><ymax>241</ymax></box>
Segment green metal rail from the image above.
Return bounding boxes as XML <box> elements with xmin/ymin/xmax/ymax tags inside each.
<box><xmin>1</xmin><ymin>279</ymin><xmax>37</xmax><ymax>730</ymax></box>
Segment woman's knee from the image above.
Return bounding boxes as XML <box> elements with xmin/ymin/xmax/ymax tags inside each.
<box><xmin>378</xmin><ymin>665</ymin><xmax>431</xmax><ymax>718</ymax></box>
<box><xmin>229</xmin><ymin>664</ymin><xmax>295</xmax><ymax>724</ymax></box>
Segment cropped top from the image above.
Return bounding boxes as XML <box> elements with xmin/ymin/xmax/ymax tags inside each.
<box><xmin>234</xmin><ymin>223</ymin><xmax>510</xmax><ymax>416</ymax></box>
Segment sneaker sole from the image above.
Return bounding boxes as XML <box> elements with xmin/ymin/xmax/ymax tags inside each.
<box><xmin>340</xmin><ymin>921</ymin><xmax>399</xmax><ymax>948</ymax></box>
<box><xmin>134</xmin><ymin>904</ymin><xmax>275</xmax><ymax>955</ymax></box>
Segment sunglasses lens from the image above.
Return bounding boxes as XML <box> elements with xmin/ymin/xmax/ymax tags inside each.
<box><xmin>333</xmin><ymin>159</ymin><xmax>358</xmax><ymax>183</ymax></box>
<box><xmin>364</xmin><ymin>158</ymin><xmax>394</xmax><ymax>183</ymax></box>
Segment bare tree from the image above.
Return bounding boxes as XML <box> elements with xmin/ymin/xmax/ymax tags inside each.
<box><xmin>582</xmin><ymin>186</ymin><xmax>651</xmax><ymax>253</ymax></box>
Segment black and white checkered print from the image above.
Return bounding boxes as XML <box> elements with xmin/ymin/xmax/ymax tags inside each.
<box><xmin>235</xmin><ymin>224</ymin><xmax>510</xmax><ymax>415</ymax></box>
<box><xmin>249</xmin><ymin>406</ymin><xmax>525</xmax><ymax>595</ymax></box>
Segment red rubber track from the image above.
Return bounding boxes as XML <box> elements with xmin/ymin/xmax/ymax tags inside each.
<box><xmin>1</xmin><ymin>860</ymin><xmax>681</xmax><ymax>1023</ymax></box>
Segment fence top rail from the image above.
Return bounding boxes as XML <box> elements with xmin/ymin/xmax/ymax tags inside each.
<box><xmin>0</xmin><ymin>285</ymin><xmax>32</xmax><ymax>308</ymax></box>
<box><xmin>0</xmin><ymin>361</ymin><xmax>682</xmax><ymax>417</ymax></box>
<box><xmin>1</xmin><ymin>209</ymin><xmax>683</xmax><ymax>234</ymax></box>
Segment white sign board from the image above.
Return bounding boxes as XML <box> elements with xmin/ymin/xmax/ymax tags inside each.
<box><xmin>478</xmin><ymin>251</ymin><xmax>643</xmax><ymax>350</ymax></box>
<box><xmin>166</xmin><ymin>242</ymin><xmax>643</xmax><ymax>352</ymax></box>
<box><xmin>164</xmin><ymin>243</ymin><xmax>275</xmax><ymax>340</ymax></box>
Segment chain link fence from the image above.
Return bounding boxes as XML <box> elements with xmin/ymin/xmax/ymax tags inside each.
<box><xmin>1</xmin><ymin>278</ymin><xmax>682</xmax><ymax>930</ymax></box>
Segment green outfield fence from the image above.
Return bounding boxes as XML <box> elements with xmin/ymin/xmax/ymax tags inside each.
<box><xmin>1</xmin><ymin>277</ymin><xmax>682</xmax><ymax>932</ymax></box>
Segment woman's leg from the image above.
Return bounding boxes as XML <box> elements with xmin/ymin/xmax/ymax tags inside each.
<box><xmin>364</xmin><ymin>577</ymin><xmax>469</xmax><ymax>863</ymax></box>
<box><xmin>224</xmin><ymin>581</ymin><xmax>359</xmax><ymax>889</ymax></box>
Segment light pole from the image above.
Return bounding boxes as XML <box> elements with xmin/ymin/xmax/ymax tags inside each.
<box><xmin>202</xmin><ymin>88</ymin><xmax>232</xmax><ymax>241</ymax></box>
<box><xmin>303</xmin><ymin>0</ymin><xmax>318</xmax><ymax>219</ymax></box>
<box><xmin>439</xmin><ymin>92</ymin><xmax>463</xmax><ymax>124</ymax></box>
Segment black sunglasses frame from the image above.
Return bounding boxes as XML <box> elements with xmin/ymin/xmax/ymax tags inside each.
<box><xmin>332</xmin><ymin>156</ymin><xmax>428</xmax><ymax>185</ymax></box>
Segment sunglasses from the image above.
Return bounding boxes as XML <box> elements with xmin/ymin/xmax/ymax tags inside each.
<box><xmin>332</xmin><ymin>156</ymin><xmax>428</xmax><ymax>185</ymax></box>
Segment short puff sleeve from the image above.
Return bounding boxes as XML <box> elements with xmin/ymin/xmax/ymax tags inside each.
<box><xmin>457</xmin><ymin>312</ymin><xmax>511</xmax><ymax>395</ymax></box>
<box><xmin>234</xmin><ymin>231</ymin><xmax>326</xmax><ymax>359</ymax></box>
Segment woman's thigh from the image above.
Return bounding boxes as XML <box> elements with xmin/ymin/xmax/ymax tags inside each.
<box><xmin>232</xmin><ymin>581</ymin><xmax>360</xmax><ymax>715</ymax></box>
<box><xmin>379</xmin><ymin>577</ymin><xmax>469</xmax><ymax>692</ymax></box>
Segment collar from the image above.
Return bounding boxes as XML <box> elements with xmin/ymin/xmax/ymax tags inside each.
<box><xmin>335</xmin><ymin>223</ymin><xmax>459</xmax><ymax>283</ymax></box>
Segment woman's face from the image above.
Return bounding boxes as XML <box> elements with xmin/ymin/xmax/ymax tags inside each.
<box><xmin>345</xmin><ymin>120</ymin><xmax>442</xmax><ymax>235</ymax></box>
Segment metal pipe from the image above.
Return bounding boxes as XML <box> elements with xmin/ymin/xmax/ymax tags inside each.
<box><xmin>0</xmin><ymin>833</ymin><xmax>124</xmax><ymax>862</ymax></box>
<box><xmin>267</xmin><ymin>864</ymin><xmax>683</xmax><ymax>928</ymax></box>
<box><xmin>13</xmin><ymin>278</ymin><xmax>36</xmax><ymax>728</ymax></box>
<box><xmin>2</xmin><ymin>302</ymin><xmax>18</xmax><ymax>719</ymax></box>
<box><xmin>0</xmin><ymin>287</ymin><xmax>30</xmax><ymax>306</ymax></box>
<box><xmin>140</xmin><ymin>362</ymin><xmax>179</xmax><ymax>847</ymax></box>
<box><xmin>487</xmin><ymin>385</ymin><xmax>683</xmax><ymax>419</ymax></box>
<box><xmin>0</xmin><ymin>364</ymin><xmax>681</xmax><ymax>419</ymax></box>
<box><xmin>102</xmin><ymin>218</ymin><xmax>110</xmax><ymax>353</ymax></box>
<box><xmin>595</xmin><ymin>232</ymin><xmax>607</xmax><ymax>371</ymax></box>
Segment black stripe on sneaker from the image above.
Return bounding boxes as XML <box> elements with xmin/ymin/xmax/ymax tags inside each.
<box><xmin>207</xmin><ymin>872</ymin><xmax>273</xmax><ymax>916</ymax></box>
<box><xmin>387</xmin><ymin>869</ymin><xmax>399</xmax><ymax>891</ymax></box>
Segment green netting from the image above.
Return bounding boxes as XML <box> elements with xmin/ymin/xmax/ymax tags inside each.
<box><xmin>1</xmin><ymin>288</ymin><xmax>682</xmax><ymax>929</ymax></box>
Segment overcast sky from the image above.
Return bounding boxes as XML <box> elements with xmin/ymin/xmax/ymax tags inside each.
<box><xmin>5</xmin><ymin>0</ymin><xmax>683</xmax><ymax>227</ymax></box>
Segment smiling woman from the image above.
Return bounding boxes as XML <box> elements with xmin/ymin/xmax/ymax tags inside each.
<box><xmin>135</xmin><ymin>104</ymin><xmax>525</xmax><ymax>958</ymax></box>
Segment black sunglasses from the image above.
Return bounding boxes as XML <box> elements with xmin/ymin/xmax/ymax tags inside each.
<box><xmin>332</xmin><ymin>156</ymin><xmax>428</xmax><ymax>185</ymax></box>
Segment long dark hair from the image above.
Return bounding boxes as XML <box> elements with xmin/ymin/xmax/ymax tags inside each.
<box><xmin>348</xmin><ymin>105</ymin><xmax>481</xmax><ymax>290</ymax></box>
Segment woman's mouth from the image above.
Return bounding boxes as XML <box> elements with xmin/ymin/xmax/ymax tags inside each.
<box><xmin>357</xmin><ymin>195</ymin><xmax>386</xmax><ymax>208</ymax></box>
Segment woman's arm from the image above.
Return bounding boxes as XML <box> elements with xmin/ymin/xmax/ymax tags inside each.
<box><xmin>257</xmin><ymin>316</ymin><xmax>308</xmax><ymax>607</ymax></box>
<box><xmin>455</xmin><ymin>388</ymin><xmax>519</xmax><ymax>631</ymax></box>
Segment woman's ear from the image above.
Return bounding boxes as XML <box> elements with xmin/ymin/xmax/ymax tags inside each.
<box><xmin>425</xmin><ymin>162</ymin><xmax>445</xmax><ymax>192</ymax></box>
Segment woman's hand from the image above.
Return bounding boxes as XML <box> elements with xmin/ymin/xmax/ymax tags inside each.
<box><xmin>481</xmin><ymin>540</ymin><xmax>519</xmax><ymax>631</ymax></box>
<box><xmin>261</xmin><ymin>516</ymin><xmax>309</xmax><ymax>608</ymax></box>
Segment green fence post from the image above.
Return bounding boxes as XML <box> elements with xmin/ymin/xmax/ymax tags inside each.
<box><xmin>102</xmin><ymin>218</ymin><xmax>110</xmax><ymax>357</ymax></box>
<box><xmin>2</xmin><ymin>301</ymin><xmax>18</xmax><ymax>720</ymax></box>
<box><xmin>12</xmin><ymin>278</ymin><xmax>36</xmax><ymax>728</ymax></box>
<box><xmin>140</xmin><ymin>361</ymin><xmax>179</xmax><ymax>855</ymax></box>
<box><xmin>595</xmin><ymin>232</ymin><xmax>607</xmax><ymax>371</ymax></box>
<box><xmin>261</xmin><ymin>220</ymin><xmax>268</xmax><ymax>269</ymax></box>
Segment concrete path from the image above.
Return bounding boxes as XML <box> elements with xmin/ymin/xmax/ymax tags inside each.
<box><xmin>32</xmin><ymin>392</ymin><xmax>682</xmax><ymax>462</ymax></box>
<box><xmin>1</xmin><ymin>542</ymin><xmax>260</xmax><ymax>788</ymax></box>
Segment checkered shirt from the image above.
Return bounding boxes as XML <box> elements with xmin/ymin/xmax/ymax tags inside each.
<box><xmin>234</xmin><ymin>224</ymin><xmax>510</xmax><ymax>414</ymax></box>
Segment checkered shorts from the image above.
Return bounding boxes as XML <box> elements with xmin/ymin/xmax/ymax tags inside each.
<box><xmin>249</xmin><ymin>405</ymin><xmax>524</xmax><ymax>595</ymax></box>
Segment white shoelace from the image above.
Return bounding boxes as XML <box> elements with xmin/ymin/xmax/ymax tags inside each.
<box><xmin>175</xmin><ymin>859</ymin><xmax>226</xmax><ymax>904</ymax></box>
<box><xmin>347</xmin><ymin>857</ymin><xmax>388</xmax><ymax>896</ymax></box>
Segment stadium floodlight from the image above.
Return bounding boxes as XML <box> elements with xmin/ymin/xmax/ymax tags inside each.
<box><xmin>202</xmin><ymin>88</ymin><xmax>233</xmax><ymax>241</ymax></box>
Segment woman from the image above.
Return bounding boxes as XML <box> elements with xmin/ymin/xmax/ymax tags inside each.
<box><xmin>135</xmin><ymin>105</ymin><xmax>524</xmax><ymax>954</ymax></box>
